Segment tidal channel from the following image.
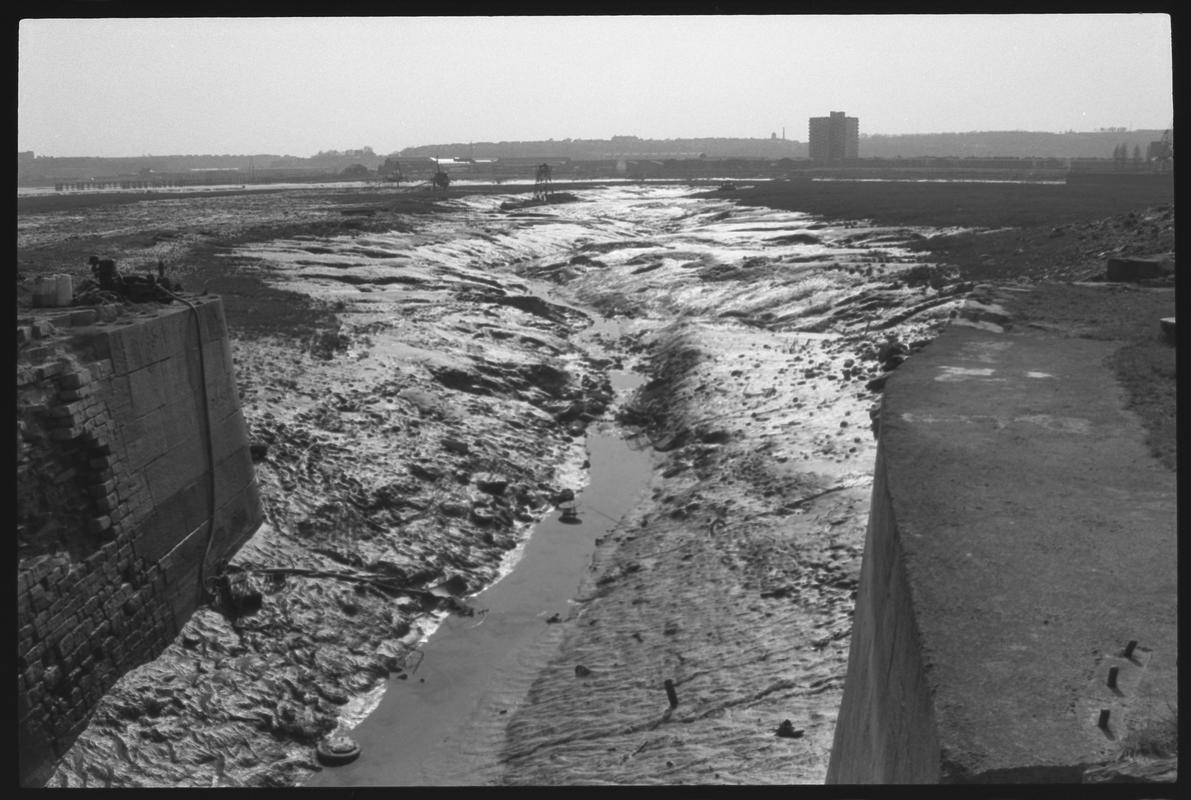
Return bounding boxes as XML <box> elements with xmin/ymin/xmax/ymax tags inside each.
<box><xmin>305</xmin><ymin>365</ymin><xmax>653</xmax><ymax>786</ymax></box>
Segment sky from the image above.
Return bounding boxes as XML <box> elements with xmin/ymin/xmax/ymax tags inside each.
<box><xmin>17</xmin><ymin>14</ymin><xmax>1174</xmax><ymax>158</ymax></box>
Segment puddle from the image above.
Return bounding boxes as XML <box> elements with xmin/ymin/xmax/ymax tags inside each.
<box><xmin>303</xmin><ymin>368</ymin><xmax>653</xmax><ymax>786</ymax></box>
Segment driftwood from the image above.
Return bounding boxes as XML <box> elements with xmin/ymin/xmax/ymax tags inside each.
<box><xmin>238</xmin><ymin>567</ymin><xmax>439</xmax><ymax>599</ymax></box>
<box><xmin>1083</xmin><ymin>756</ymin><xmax>1177</xmax><ymax>783</ymax></box>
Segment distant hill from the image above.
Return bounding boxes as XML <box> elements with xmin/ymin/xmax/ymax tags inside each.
<box><xmin>16</xmin><ymin>149</ymin><xmax>388</xmax><ymax>185</ymax></box>
<box><xmin>17</xmin><ymin>130</ymin><xmax>1170</xmax><ymax>185</ymax></box>
<box><xmin>401</xmin><ymin>130</ymin><xmax>1168</xmax><ymax>161</ymax></box>
<box><xmin>399</xmin><ymin>136</ymin><xmax>803</xmax><ymax>160</ymax></box>
<box><xmin>857</xmin><ymin>130</ymin><xmax>1167</xmax><ymax>159</ymax></box>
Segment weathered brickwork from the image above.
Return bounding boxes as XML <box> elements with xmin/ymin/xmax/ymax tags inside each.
<box><xmin>17</xmin><ymin>298</ymin><xmax>263</xmax><ymax>787</ymax></box>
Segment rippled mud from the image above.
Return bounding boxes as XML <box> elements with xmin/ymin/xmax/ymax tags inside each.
<box><xmin>40</xmin><ymin>185</ymin><xmax>967</xmax><ymax>787</ymax></box>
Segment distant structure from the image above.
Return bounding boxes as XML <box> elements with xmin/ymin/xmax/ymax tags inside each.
<box><xmin>808</xmin><ymin>111</ymin><xmax>859</xmax><ymax>161</ymax></box>
<box><xmin>533</xmin><ymin>163</ymin><xmax>552</xmax><ymax>200</ymax></box>
<box><xmin>1146</xmin><ymin>125</ymin><xmax>1173</xmax><ymax>172</ymax></box>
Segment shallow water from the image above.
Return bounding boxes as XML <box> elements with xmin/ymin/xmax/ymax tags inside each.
<box><xmin>304</xmin><ymin>378</ymin><xmax>654</xmax><ymax>786</ymax></box>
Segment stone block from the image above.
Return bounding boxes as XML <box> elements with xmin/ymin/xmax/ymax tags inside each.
<box><xmin>45</xmin><ymin>410</ymin><xmax>81</xmax><ymax>429</ymax></box>
<box><xmin>49</xmin><ymin>400</ymin><xmax>88</xmax><ymax>419</ymax></box>
<box><xmin>214</xmin><ymin>480</ymin><xmax>265</xmax><ymax>554</ymax></box>
<box><xmin>212</xmin><ymin>408</ymin><xmax>252</xmax><ymax>463</ymax></box>
<box><xmin>126</xmin><ymin>363</ymin><xmax>168</xmax><ymax>417</ymax></box>
<box><xmin>30</xmin><ymin>274</ymin><xmax>73</xmax><ymax>308</ymax></box>
<box><xmin>213</xmin><ymin>447</ymin><xmax>255</xmax><ymax>503</ymax></box>
<box><xmin>86</xmin><ymin>359</ymin><xmax>113</xmax><ymax>381</ymax></box>
<box><xmin>48</xmin><ymin>426</ymin><xmax>83</xmax><ymax>442</ymax></box>
<box><xmin>105</xmin><ymin>320</ymin><xmax>163</xmax><ymax>376</ymax></box>
<box><xmin>57</xmin><ymin>385</ymin><xmax>94</xmax><ymax>402</ymax></box>
<box><xmin>88</xmin><ymin>433</ymin><xmax>115</xmax><ymax>456</ymax></box>
<box><xmin>1160</xmin><ymin>317</ymin><xmax>1175</xmax><ymax>345</ymax></box>
<box><xmin>89</xmin><ymin>454</ymin><xmax>115</xmax><ymax>470</ymax></box>
<box><xmin>69</xmin><ymin>329</ymin><xmax>112</xmax><ymax>362</ymax></box>
<box><xmin>144</xmin><ymin>434</ymin><xmax>207</xmax><ymax>507</ymax></box>
<box><xmin>29</xmin><ymin>584</ymin><xmax>50</xmax><ymax>613</ymax></box>
<box><xmin>120</xmin><ymin>411</ymin><xmax>166</xmax><ymax>472</ymax></box>
<box><xmin>57</xmin><ymin>370</ymin><xmax>93</xmax><ymax>390</ymax></box>
<box><xmin>153</xmin><ymin>304</ymin><xmax>196</xmax><ymax>350</ymax></box>
<box><xmin>184</xmin><ymin>297</ymin><xmax>228</xmax><ymax>346</ymax></box>
<box><xmin>1105</xmin><ymin>255</ymin><xmax>1172</xmax><ymax>282</ymax></box>
<box><xmin>135</xmin><ymin>479</ymin><xmax>212</xmax><ymax>563</ymax></box>
<box><xmin>67</xmin><ymin>308</ymin><xmax>99</xmax><ymax>327</ymax></box>
<box><xmin>160</xmin><ymin>396</ymin><xmax>202</xmax><ymax>450</ymax></box>
<box><xmin>104</xmin><ymin>373</ymin><xmax>134</xmax><ymax>418</ymax></box>
<box><xmin>17</xmin><ymin>592</ymin><xmax>32</xmax><ymax>624</ymax></box>
<box><xmin>87</xmin><ymin>479</ymin><xmax>118</xmax><ymax>499</ymax></box>
<box><xmin>31</xmin><ymin>359</ymin><xmax>66</xmax><ymax>380</ymax></box>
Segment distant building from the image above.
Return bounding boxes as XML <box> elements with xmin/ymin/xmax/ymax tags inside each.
<box><xmin>808</xmin><ymin>111</ymin><xmax>859</xmax><ymax>161</ymax></box>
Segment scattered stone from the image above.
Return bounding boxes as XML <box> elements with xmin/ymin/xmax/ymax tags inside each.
<box><xmin>865</xmin><ymin>373</ymin><xmax>890</xmax><ymax>392</ymax></box>
<box><xmin>574</xmin><ymin>664</ymin><xmax>592</xmax><ymax>677</ymax></box>
<box><xmin>473</xmin><ymin>472</ymin><xmax>510</xmax><ymax>495</ymax></box>
<box><xmin>317</xmin><ymin>684</ymin><xmax>349</xmax><ymax>705</ymax></box>
<box><xmin>442</xmin><ymin>437</ymin><xmax>470</xmax><ymax>455</ymax></box>
<box><xmin>439</xmin><ymin>501</ymin><xmax>469</xmax><ymax>518</ymax></box>
<box><xmin>776</xmin><ymin>720</ymin><xmax>805</xmax><ymax>739</ymax></box>
<box><xmin>409</xmin><ymin>463</ymin><xmax>443</xmax><ymax>481</ymax></box>
<box><xmin>429</xmin><ymin>575</ymin><xmax>468</xmax><ymax>597</ymax></box>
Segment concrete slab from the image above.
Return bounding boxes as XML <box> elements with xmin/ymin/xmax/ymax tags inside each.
<box><xmin>1160</xmin><ymin>317</ymin><xmax>1175</xmax><ymax>345</ymax></box>
<box><xmin>866</xmin><ymin>293</ymin><xmax>1177</xmax><ymax>779</ymax></box>
<box><xmin>1105</xmin><ymin>255</ymin><xmax>1172</xmax><ymax>283</ymax></box>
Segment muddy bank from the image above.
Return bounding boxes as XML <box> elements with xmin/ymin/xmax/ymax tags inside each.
<box><xmin>17</xmin><ymin>181</ymin><xmax>1172</xmax><ymax>786</ymax></box>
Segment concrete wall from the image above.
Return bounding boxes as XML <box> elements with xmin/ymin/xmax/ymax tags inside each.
<box><xmin>825</xmin><ymin>448</ymin><xmax>941</xmax><ymax>783</ymax></box>
<box><xmin>827</xmin><ymin>302</ymin><xmax>1177</xmax><ymax>783</ymax></box>
<box><xmin>16</xmin><ymin>298</ymin><xmax>263</xmax><ymax>786</ymax></box>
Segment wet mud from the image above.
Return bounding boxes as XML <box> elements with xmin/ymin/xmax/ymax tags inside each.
<box><xmin>20</xmin><ymin>182</ymin><xmax>1133</xmax><ymax>786</ymax></box>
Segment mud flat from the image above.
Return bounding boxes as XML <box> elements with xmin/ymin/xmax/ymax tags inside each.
<box><xmin>306</xmin><ymin>410</ymin><xmax>654</xmax><ymax>786</ymax></box>
<box><xmin>17</xmin><ymin>180</ymin><xmax>1172</xmax><ymax>786</ymax></box>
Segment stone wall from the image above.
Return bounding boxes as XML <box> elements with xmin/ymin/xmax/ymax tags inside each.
<box><xmin>17</xmin><ymin>297</ymin><xmax>263</xmax><ymax>786</ymax></box>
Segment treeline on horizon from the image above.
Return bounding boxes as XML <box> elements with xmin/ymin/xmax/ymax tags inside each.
<box><xmin>18</xmin><ymin>129</ymin><xmax>1169</xmax><ymax>182</ymax></box>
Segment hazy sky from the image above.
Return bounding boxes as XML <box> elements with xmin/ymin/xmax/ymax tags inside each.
<box><xmin>18</xmin><ymin>14</ymin><xmax>1173</xmax><ymax>158</ymax></box>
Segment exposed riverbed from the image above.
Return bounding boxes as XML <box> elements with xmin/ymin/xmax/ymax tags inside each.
<box><xmin>38</xmin><ymin>183</ymin><xmax>971</xmax><ymax>787</ymax></box>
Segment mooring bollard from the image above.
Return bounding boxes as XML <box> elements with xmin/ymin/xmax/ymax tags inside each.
<box><xmin>664</xmin><ymin>679</ymin><xmax>678</xmax><ymax>708</ymax></box>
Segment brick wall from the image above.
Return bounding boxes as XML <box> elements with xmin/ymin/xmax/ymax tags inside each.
<box><xmin>16</xmin><ymin>297</ymin><xmax>263</xmax><ymax>786</ymax></box>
